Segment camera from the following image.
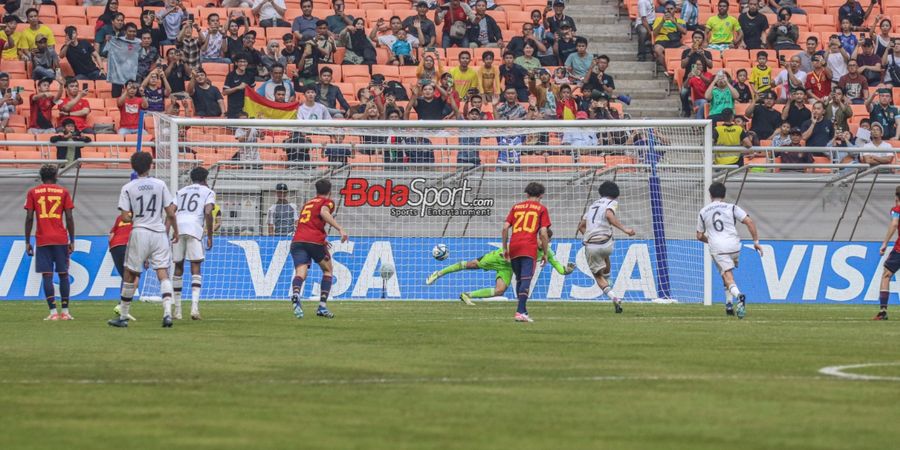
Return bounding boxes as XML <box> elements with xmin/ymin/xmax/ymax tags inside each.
<box><xmin>188</xmin><ymin>14</ymin><xmax>194</xmax><ymax>21</ymax></box>
<box><xmin>82</xmin><ymin>83</ymin><xmax>89</xmax><ymax>90</ymax></box>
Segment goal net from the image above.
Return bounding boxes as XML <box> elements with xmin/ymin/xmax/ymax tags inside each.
<box><xmin>147</xmin><ymin>115</ymin><xmax>713</xmax><ymax>304</ymax></box>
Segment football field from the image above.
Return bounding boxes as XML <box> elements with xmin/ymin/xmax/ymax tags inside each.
<box><xmin>1</xmin><ymin>301</ymin><xmax>898</xmax><ymax>450</ymax></box>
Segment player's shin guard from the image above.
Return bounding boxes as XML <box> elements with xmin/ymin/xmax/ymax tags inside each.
<box><xmin>58</xmin><ymin>272</ymin><xmax>70</xmax><ymax>311</ymax></box>
<box><xmin>602</xmin><ymin>285</ymin><xmax>617</xmax><ymax>301</ymax></box>
<box><xmin>880</xmin><ymin>290</ymin><xmax>889</xmax><ymax>310</ymax></box>
<box><xmin>120</xmin><ymin>282</ymin><xmax>136</xmax><ymax>320</ymax></box>
<box><xmin>291</xmin><ymin>276</ymin><xmax>305</xmax><ymax>303</ymax></box>
<box><xmin>469</xmin><ymin>287</ymin><xmax>496</xmax><ymax>298</ymax></box>
<box><xmin>42</xmin><ymin>273</ymin><xmax>56</xmax><ymax>312</ymax></box>
<box><xmin>160</xmin><ymin>279</ymin><xmax>174</xmax><ymax>317</ymax></box>
<box><xmin>728</xmin><ymin>284</ymin><xmax>741</xmax><ymax>298</ymax></box>
<box><xmin>191</xmin><ymin>275</ymin><xmax>202</xmax><ymax>313</ymax></box>
<box><xmin>439</xmin><ymin>261</ymin><xmax>467</xmax><ymax>277</ymax></box>
<box><xmin>725</xmin><ymin>291</ymin><xmax>734</xmax><ymax>304</ymax></box>
<box><xmin>172</xmin><ymin>275</ymin><xmax>183</xmax><ymax>312</ymax></box>
<box><xmin>320</xmin><ymin>275</ymin><xmax>332</xmax><ymax>308</ymax></box>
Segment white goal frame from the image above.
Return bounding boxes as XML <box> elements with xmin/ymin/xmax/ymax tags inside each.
<box><xmin>153</xmin><ymin>116</ymin><xmax>714</xmax><ymax>305</ymax></box>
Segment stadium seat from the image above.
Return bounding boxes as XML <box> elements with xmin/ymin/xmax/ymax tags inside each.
<box><xmin>505</xmin><ymin>11</ymin><xmax>532</xmax><ymax>32</ymax></box>
<box><xmin>386</xmin><ymin>0</ymin><xmax>411</xmax><ymax>9</ymax></box>
<box><xmin>365</xmin><ymin>9</ymin><xmax>393</xmax><ymax>24</ymax></box>
<box><xmin>4</xmin><ymin>61</ymin><xmax>28</xmax><ymax>80</ymax></box>
<box><xmin>343</xmin><ymin>65</ymin><xmax>372</xmax><ymax>84</ymax></box>
<box><xmin>723</xmin><ymin>49</ymin><xmax>749</xmax><ymax>68</ymax></box>
<box><xmin>487</xmin><ymin>10</ymin><xmax>508</xmax><ymax>30</ymax></box>
<box><xmin>266</xmin><ymin>27</ymin><xmax>293</xmax><ymax>41</ymax></box>
<box><xmin>521</xmin><ymin>0</ymin><xmax>547</xmax><ymax>11</ymax></box>
<box><xmin>807</xmin><ymin>14</ymin><xmax>835</xmax><ymax>32</ymax></box>
<box><xmin>547</xmin><ymin>154</ymin><xmax>575</xmax><ymax>170</ymax></box>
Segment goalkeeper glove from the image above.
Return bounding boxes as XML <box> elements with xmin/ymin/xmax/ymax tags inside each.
<box><xmin>564</xmin><ymin>262</ymin><xmax>576</xmax><ymax>275</ymax></box>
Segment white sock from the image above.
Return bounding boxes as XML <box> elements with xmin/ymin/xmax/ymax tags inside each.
<box><xmin>191</xmin><ymin>275</ymin><xmax>202</xmax><ymax>313</ymax></box>
<box><xmin>602</xmin><ymin>285</ymin><xmax>615</xmax><ymax>300</ymax></box>
<box><xmin>49</xmin><ymin>308</ymin><xmax>58</xmax><ymax>315</ymax></box>
<box><xmin>160</xmin><ymin>278</ymin><xmax>174</xmax><ymax>317</ymax></box>
<box><xmin>173</xmin><ymin>276</ymin><xmax>183</xmax><ymax>315</ymax></box>
<box><xmin>725</xmin><ymin>291</ymin><xmax>733</xmax><ymax>304</ymax></box>
<box><xmin>62</xmin><ymin>308</ymin><xmax>69</xmax><ymax>314</ymax></box>
<box><xmin>119</xmin><ymin>302</ymin><xmax>131</xmax><ymax>320</ymax></box>
<box><xmin>728</xmin><ymin>284</ymin><xmax>741</xmax><ymax>298</ymax></box>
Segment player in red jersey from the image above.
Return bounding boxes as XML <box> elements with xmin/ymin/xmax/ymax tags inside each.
<box><xmin>289</xmin><ymin>179</ymin><xmax>349</xmax><ymax>319</ymax></box>
<box><xmin>108</xmin><ymin>215</ymin><xmax>138</xmax><ymax>321</ymax></box>
<box><xmin>501</xmin><ymin>182</ymin><xmax>551</xmax><ymax>323</ymax></box>
<box><xmin>24</xmin><ymin>165</ymin><xmax>75</xmax><ymax>321</ymax></box>
<box><xmin>875</xmin><ymin>186</ymin><xmax>900</xmax><ymax>320</ymax></box>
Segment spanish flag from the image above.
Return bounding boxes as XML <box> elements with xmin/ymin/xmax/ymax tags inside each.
<box><xmin>243</xmin><ymin>87</ymin><xmax>300</xmax><ymax>119</ymax></box>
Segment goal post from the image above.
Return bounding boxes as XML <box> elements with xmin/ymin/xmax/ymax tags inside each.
<box><xmin>147</xmin><ymin>115</ymin><xmax>714</xmax><ymax>304</ymax></box>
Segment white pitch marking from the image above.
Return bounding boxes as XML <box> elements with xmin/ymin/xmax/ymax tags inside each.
<box><xmin>0</xmin><ymin>373</ymin><xmax>828</xmax><ymax>386</ymax></box>
<box><xmin>818</xmin><ymin>362</ymin><xmax>900</xmax><ymax>381</ymax></box>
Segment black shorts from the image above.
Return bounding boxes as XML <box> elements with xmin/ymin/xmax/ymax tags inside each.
<box><xmin>110</xmin><ymin>245</ymin><xmax>126</xmax><ymax>277</ymax></box>
<box><xmin>885</xmin><ymin>250</ymin><xmax>900</xmax><ymax>274</ymax></box>
<box><xmin>291</xmin><ymin>242</ymin><xmax>330</xmax><ymax>267</ymax></box>
<box><xmin>35</xmin><ymin>245</ymin><xmax>68</xmax><ymax>273</ymax></box>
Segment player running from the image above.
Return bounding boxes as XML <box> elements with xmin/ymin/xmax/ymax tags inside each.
<box><xmin>108</xmin><ymin>152</ymin><xmax>179</xmax><ymax>328</ymax></box>
<box><xmin>426</xmin><ymin>229</ymin><xmax>575</xmax><ymax>305</ymax></box>
<box><xmin>502</xmin><ymin>182</ymin><xmax>551</xmax><ymax>323</ymax></box>
<box><xmin>874</xmin><ymin>186</ymin><xmax>900</xmax><ymax>320</ymax></box>
<box><xmin>172</xmin><ymin>167</ymin><xmax>216</xmax><ymax>321</ymax></box>
<box><xmin>697</xmin><ymin>182</ymin><xmax>762</xmax><ymax>319</ymax></box>
<box><xmin>577</xmin><ymin>181</ymin><xmax>635</xmax><ymax>314</ymax></box>
<box><xmin>24</xmin><ymin>165</ymin><xmax>75</xmax><ymax>321</ymax></box>
<box><xmin>108</xmin><ymin>215</ymin><xmax>137</xmax><ymax>321</ymax></box>
<box><xmin>289</xmin><ymin>179</ymin><xmax>348</xmax><ymax>319</ymax></box>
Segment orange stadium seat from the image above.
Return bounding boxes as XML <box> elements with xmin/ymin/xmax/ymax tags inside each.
<box><xmin>343</xmin><ymin>65</ymin><xmax>371</xmax><ymax>83</ymax></box>
<box><xmin>807</xmin><ymin>14</ymin><xmax>835</xmax><ymax>32</ymax></box>
<box><xmin>723</xmin><ymin>49</ymin><xmax>749</xmax><ymax>67</ymax></box>
<box><xmin>487</xmin><ymin>10</ymin><xmax>508</xmax><ymax>30</ymax></box>
<box><xmin>521</xmin><ymin>0</ymin><xmax>546</xmax><ymax>11</ymax></box>
<box><xmin>386</xmin><ymin>0</ymin><xmax>411</xmax><ymax>10</ymax></box>
<box><xmin>506</xmin><ymin>10</ymin><xmax>531</xmax><ymax>31</ymax></box>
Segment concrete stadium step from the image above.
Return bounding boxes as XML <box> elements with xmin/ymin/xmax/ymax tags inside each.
<box><xmin>567</xmin><ymin>0</ymin><xmax>683</xmax><ymax>118</ymax></box>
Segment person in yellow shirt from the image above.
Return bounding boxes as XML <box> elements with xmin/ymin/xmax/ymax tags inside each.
<box><xmin>476</xmin><ymin>50</ymin><xmax>500</xmax><ymax>102</ymax></box>
<box><xmin>748</xmin><ymin>51</ymin><xmax>773</xmax><ymax>94</ymax></box>
<box><xmin>1</xmin><ymin>16</ymin><xmax>21</xmax><ymax>61</ymax></box>
<box><xmin>18</xmin><ymin>8</ymin><xmax>56</xmax><ymax>60</ymax></box>
<box><xmin>652</xmin><ymin>2</ymin><xmax>687</xmax><ymax>65</ymax></box>
<box><xmin>447</xmin><ymin>51</ymin><xmax>480</xmax><ymax>100</ymax></box>
<box><xmin>705</xmin><ymin>0</ymin><xmax>742</xmax><ymax>51</ymax></box>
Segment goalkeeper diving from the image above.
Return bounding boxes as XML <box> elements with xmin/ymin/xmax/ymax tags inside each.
<box><xmin>425</xmin><ymin>229</ymin><xmax>575</xmax><ymax>305</ymax></box>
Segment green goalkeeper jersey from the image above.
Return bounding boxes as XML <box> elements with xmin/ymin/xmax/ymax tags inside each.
<box><xmin>476</xmin><ymin>247</ymin><xmax>568</xmax><ymax>285</ymax></box>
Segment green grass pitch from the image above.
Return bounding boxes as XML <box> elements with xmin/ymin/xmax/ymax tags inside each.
<box><xmin>1</xmin><ymin>301</ymin><xmax>899</xmax><ymax>450</ymax></box>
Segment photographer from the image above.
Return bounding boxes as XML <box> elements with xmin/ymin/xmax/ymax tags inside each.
<box><xmin>781</xmin><ymin>88</ymin><xmax>811</xmax><ymax>129</ymax></box>
<box><xmin>50</xmin><ymin>119</ymin><xmax>92</xmax><ymax>163</ymax></box>
<box><xmin>705</xmin><ymin>70</ymin><xmax>738</xmax><ymax>123</ymax></box>
<box><xmin>157</xmin><ymin>0</ymin><xmax>188</xmax><ymax>45</ymax></box>
<box><xmin>651</xmin><ymin>1</ymin><xmax>686</xmax><ymax>65</ymax></box>
<box><xmin>59</xmin><ymin>27</ymin><xmax>105</xmax><ymax>81</ymax></box>
<box><xmin>589</xmin><ymin>91</ymin><xmax>620</xmax><ymax>120</ymax></box>
<box><xmin>882</xmin><ymin>37</ymin><xmax>900</xmax><ymax>87</ymax></box>
<box><xmin>823</xmin><ymin>86</ymin><xmax>853</xmax><ymax>132</ymax></box>
<box><xmin>765</xmin><ymin>7</ymin><xmax>800</xmax><ymax>51</ymax></box>
<box><xmin>800</xmin><ymin>101</ymin><xmax>834</xmax><ymax>151</ymax></box>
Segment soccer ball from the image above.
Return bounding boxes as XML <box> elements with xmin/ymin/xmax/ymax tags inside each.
<box><xmin>432</xmin><ymin>244</ymin><xmax>449</xmax><ymax>261</ymax></box>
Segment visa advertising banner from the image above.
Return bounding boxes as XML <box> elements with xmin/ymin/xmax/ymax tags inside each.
<box><xmin>0</xmin><ymin>237</ymin><xmax>895</xmax><ymax>303</ymax></box>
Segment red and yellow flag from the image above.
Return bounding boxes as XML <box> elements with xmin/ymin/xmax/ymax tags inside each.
<box><xmin>242</xmin><ymin>87</ymin><xmax>299</xmax><ymax>120</ymax></box>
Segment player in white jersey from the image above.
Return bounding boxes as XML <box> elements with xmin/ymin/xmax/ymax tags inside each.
<box><xmin>577</xmin><ymin>181</ymin><xmax>635</xmax><ymax>314</ymax></box>
<box><xmin>172</xmin><ymin>167</ymin><xmax>216</xmax><ymax>321</ymax></box>
<box><xmin>109</xmin><ymin>152</ymin><xmax>179</xmax><ymax>329</ymax></box>
<box><xmin>696</xmin><ymin>182</ymin><xmax>762</xmax><ymax>319</ymax></box>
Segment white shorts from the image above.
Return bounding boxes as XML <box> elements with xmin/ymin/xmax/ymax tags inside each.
<box><xmin>173</xmin><ymin>235</ymin><xmax>205</xmax><ymax>262</ymax></box>
<box><xmin>585</xmin><ymin>241</ymin><xmax>614</xmax><ymax>275</ymax></box>
<box><xmin>713</xmin><ymin>252</ymin><xmax>740</xmax><ymax>275</ymax></box>
<box><xmin>125</xmin><ymin>228</ymin><xmax>172</xmax><ymax>272</ymax></box>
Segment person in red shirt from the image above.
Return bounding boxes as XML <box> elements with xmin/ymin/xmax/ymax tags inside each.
<box><xmin>290</xmin><ymin>179</ymin><xmax>349</xmax><ymax>319</ymax></box>
<box><xmin>556</xmin><ymin>83</ymin><xmax>577</xmax><ymax>120</ymax></box>
<box><xmin>57</xmin><ymin>78</ymin><xmax>94</xmax><ymax>134</ymax></box>
<box><xmin>502</xmin><ymin>182</ymin><xmax>551</xmax><ymax>323</ymax></box>
<box><xmin>875</xmin><ymin>186</ymin><xmax>900</xmax><ymax>320</ymax></box>
<box><xmin>804</xmin><ymin>54</ymin><xmax>831</xmax><ymax>102</ymax></box>
<box><xmin>28</xmin><ymin>77</ymin><xmax>62</xmax><ymax>134</ymax></box>
<box><xmin>108</xmin><ymin>214</ymin><xmax>138</xmax><ymax>321</ymax></box>
<box><xmin>108</xmin><ymin>215</ymin><xmax>133</xmax><ymax>279</ymax></box>
<box><xmin>687</xmin><ymin>61</ymin><xmax>713</xmax><ymax>119</ymax></box>
<box><xmin>117</xmin><ymin>80</ymin><xmax>148</xmax><ymax>135</ymax></box>
<box><xmin>24</xmin><ymin>165</ymin><xmax>75</xmax><ymax>321</ymax></box>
